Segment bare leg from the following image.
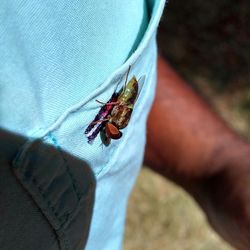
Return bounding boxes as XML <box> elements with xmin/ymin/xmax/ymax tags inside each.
<box><xmin>144</xmin><ymin>56</ymin><xmax>250</xmax><ymax>250</ymax></box>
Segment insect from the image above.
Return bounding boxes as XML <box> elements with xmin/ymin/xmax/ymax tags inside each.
<box><xmin>85</xmin><ymin>66</ymin><xmax>144</xmax><ymax>145</ymax></box>
<box><xmin>102</xmin><ymin>75</ymin><xmax>141</xmax><ymax>143</ymax></box>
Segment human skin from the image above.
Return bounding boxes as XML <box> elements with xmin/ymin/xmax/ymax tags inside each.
<box><xmin>144</xmin><ymin>56</ymin><xmax>250</xmax><ymax>250</ymax></box>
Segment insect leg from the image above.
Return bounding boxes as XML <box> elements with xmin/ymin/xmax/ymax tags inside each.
<box><xmin>90</xmin><ymin>118</ymin><xmax>109</xmax><ymax>125</ymax></box>
<box><xmin>134</xmin><ymin>75</ymin><xmax>146</xmax><ymax>103</ymax></box>
<box><xmin>96</xmin><ymin>99</ymin><xmax>119</xmax><ymax>106</ymax></box>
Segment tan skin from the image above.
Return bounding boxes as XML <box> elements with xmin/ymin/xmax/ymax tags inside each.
<box><xmin>144</xmin><ymin>56</ymin><xmax>250</xmax><ymax>250</ymax></box>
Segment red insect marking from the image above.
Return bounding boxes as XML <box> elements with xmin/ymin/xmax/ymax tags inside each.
<box><xmin>105</xmin><ymin>123</ymin><xmax>122</xmax><ymax>140</ymax></box>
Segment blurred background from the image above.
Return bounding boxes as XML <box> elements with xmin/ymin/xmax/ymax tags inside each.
<box><xmin>124</xmin><ymin>0</ymin><xmax>250</xmax><ymax>249</ymax></box>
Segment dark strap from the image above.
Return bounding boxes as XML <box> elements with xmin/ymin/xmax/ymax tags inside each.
<box><xmin>0</xmin><ymin>129</ymin><xmax>96</xmax><ymax>250</ymax></box>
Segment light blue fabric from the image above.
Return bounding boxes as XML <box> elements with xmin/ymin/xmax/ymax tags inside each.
<box><xmin>0</xmin><ymin>0</ymin><xmax>166</xmax><ymax>249</ymax></box>
<box><xmin>0</xmin><ymin>0</ymin><xmax>148</xmax><ymax>134</ymax></box>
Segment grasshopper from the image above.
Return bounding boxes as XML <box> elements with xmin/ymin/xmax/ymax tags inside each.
<box><xmin>85</xmin><ymin>66</ymin><xmax>144</xmax><ymax>145</ymax></box>
<box><xmin>101</xmin><ymin>71</ymin><xmax>145</xmax><ymax>145</ymax></box>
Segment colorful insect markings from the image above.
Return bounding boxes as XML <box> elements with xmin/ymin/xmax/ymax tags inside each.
<box><xmin>84</xmin><ymin>92</ymin><xmax>119</xmax><ymax>143</ymax></box>
<box><xmin>85</xmin><ymin>67</ymin><xmax>144</xmax><ymax>146</ymax></box>
<box><xmin>102</xmin><ymin>76</ymin><xmax>139</xmax><ymax>143</ymax></box>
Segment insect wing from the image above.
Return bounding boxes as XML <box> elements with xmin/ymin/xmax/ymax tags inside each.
<box><xmin>135</xmin><ymin>75</ymin><xmax>146</xmax><ymax>103</ymax></box>
<box><xmin>85</xmin><ymin>92</ymin><xmax>119</xmax><ymax>143</ymax></box>
<box><xmin>85</xmin><ymin>122</ymin><xmax>104</xmax><ymax>144</ymax></box>
<box><xmin>85</xmin><ymin>112</ymin><xmax>104</xmax><ymax>136</ymax></box>
<box><xmin>105</xmin><ymin>123</ymin><xmax>122</xmax><ymax>140</ymax></box>
<box><xmin>100</xmin><ymin>127</ymin><xmax>111</xmax><ymax>146</ymax></box>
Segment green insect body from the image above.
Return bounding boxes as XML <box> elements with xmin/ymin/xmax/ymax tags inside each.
<box><xmin>109</xmin><ymin>76</ymin><xmax>139</xmax><ymax>129</ymax></box>
<box><xmin>93</xmin><ymin>67</ymin><xmax>144</xmax><ymax>146</ymax></box>
<box><xmin>117</xmin><ymin>76</ymin><xmax>138</xmax><ymax>107</ymax></box>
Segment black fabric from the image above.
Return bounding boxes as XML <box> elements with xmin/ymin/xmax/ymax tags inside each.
<box><xmin>0</xmin><ymin>130</ymin><xmax>96</xmax><ymax>250</ymax></box>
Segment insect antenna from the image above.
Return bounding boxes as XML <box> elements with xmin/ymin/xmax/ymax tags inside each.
<box><xmin>124</xmin><ymin>65</ymin><xmax>131</xmax><ymax>88</ymax></box>
<box><xmin>113</xmin><ymin>65</ymin><xmax>132</xmax><ymax>94</ymax></box>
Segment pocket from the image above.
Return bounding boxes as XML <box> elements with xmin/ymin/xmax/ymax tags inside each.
<box><xmin>12</xmin><ymin>137</ymin><xmax>96</xmax><ymax>250</ymax></box>
<box><xmin>29</xmin><ymin>0</ymin><xmax>166</xmax><ymax>178</ymax></box>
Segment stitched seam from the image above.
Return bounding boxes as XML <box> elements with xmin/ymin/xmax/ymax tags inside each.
<box><xmin>60</xmin><ymin>232</ymin><xmax>71</xmax><ymax>250</ymax></box>
<box><xmin>47</xmin><ymin>132</ymin><xmax>82</xmax><ymax>200</ymax></box>
<box><xmin>13</xmin><ymin>138</ymin><xmax>77</xmax><ymax>225</ymax></box>
<box><xmin>18</xmin><ymin>171</ymin><xmax>72</xmax><ymax>229</ymax></box>
<box><xmin>12</xmin><ymin>163</ymin><xmax>71</xmax><ymax>250</ymax></box>
<box><xmin>39</xmin><ymin>74</ymin><xmax>123</xmax><ymax>138</ymax></box>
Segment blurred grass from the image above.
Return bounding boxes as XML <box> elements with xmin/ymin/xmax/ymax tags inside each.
<box><xmin>157</xmin><ymin>0</ymin><xmax>250</xmax><ymax>92</ymax></box>
<box><xmin>124</xmin><ymin>0</ymin><xmax>249</xmax><ymax>249</ymax></box>
<box><xmin>124</xmin><ymin>169</ymin><xmax>233</xmax><ymax>250</ymax></box>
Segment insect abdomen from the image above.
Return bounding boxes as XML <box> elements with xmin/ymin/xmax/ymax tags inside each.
<box><xmin>110</xmin><ymin>105</ymin><xmax>133</xmax><ymax>129</ymax></box>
